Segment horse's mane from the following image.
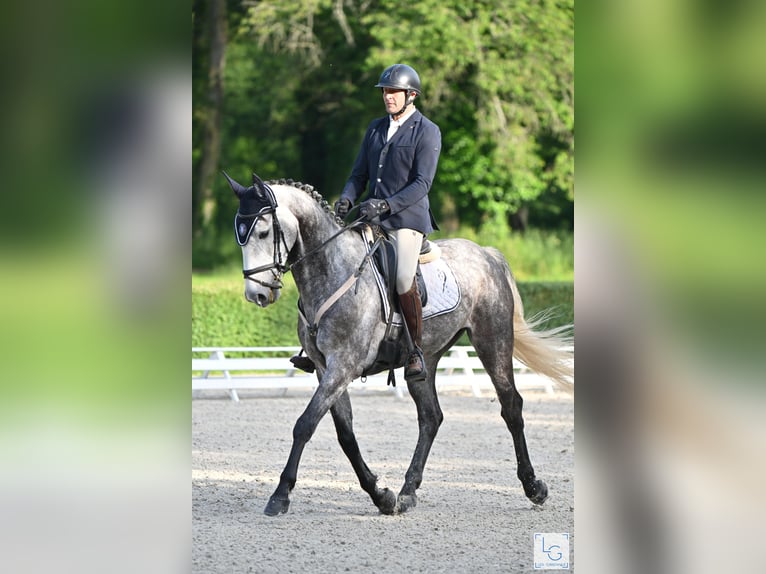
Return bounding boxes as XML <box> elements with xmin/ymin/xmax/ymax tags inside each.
<box><xmin>266</xmin><ymin>178</ymin><xmax>346</xmax><ymax>228</ymax></box>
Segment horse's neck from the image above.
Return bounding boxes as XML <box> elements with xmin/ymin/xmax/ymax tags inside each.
<box><xmin>292</xmin><ymin>228</ymin><xmax>364</xmax><ymax>302</ymax></box>
<box><xmin>280</xmin><ymin>191</ymin><xmax>365</xmax><ymax>304</ymax></box>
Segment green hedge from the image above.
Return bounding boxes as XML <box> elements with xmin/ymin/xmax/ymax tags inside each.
<box><xmin>192</xmin><ymin>276</ymin><xmax>573</xmax><ymax>348</ymax></box>
<box><xmin>192</xmin><ymin>278</ymin><xmax>301</xmax><ymax>347</ymax></box>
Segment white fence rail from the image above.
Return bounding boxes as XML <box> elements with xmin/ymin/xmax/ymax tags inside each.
<box><xmin>193</xmin><ymin>346</ymin><xmax>561</xmax><ymax>401</ymax></box>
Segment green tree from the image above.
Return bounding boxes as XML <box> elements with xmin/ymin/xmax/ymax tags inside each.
<box><xmin>363</xmin><ymin>0</ymin><xmax>574</xmax><ymax>231</ymax></box>
<box><xmin>235</xmin><ymin>0</ymin><xmax>377</xmax><ymax>193</ymax></box>
<box><xmin>192</xmin><ymin>0</ymin><xmax>573</xmax><ymax>267</ymax></box>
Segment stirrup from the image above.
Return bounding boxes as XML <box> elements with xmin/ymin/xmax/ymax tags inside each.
<box><xmin>404</xmin><ymin>348</ymin><xmax>427</xmax><ymax>382</ymax></box>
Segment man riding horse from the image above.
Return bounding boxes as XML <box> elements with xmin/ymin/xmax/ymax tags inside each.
<box><xmin>334</xmin><ymin>63</ymin><xmax>442</xmax><ymax>383</ymax></box>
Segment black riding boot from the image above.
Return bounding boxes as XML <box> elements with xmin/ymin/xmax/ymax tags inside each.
<box><xmin>398</xmin><ymin>280</ymin><xmax>427</xmax><ymax>382</ymax></box>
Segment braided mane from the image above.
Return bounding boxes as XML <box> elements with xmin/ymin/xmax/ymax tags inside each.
<box><xmin>266</xmin><ymin>178</ymin><xmax>346</xmax><ymax>227</ymax></box>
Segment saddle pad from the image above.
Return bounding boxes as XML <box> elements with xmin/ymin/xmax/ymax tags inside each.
<box><xmin>371</xmin><ymin>255</ymin><xmax>461</xmax><ymax>324</ymax></box>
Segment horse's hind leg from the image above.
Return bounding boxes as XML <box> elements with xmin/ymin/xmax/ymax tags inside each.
<box><xmin>330</xmin><ymin>390</ymin><xmax>397</xmax><ymax>514</ymax></box>
<box><xmin>473</xmin><ymin>340</ymin><xmax>549</xmax><ymax>505</ymax></box>
<box><xmin>397</xmin><ymin>357</ymin><xmax>443</xmax><ymax>513</ymax></box>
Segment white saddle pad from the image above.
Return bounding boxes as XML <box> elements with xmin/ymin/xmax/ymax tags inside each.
<box><xmin>370</xmin><ymin>254</ymin><xmax>461</xmax><ymax>325</ymax></box>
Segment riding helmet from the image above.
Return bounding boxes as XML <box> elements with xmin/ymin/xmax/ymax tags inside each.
<box><xmin>375</xmin><ymin>64</ymin><xmax>421</xmax><ymax>95</ymax></box>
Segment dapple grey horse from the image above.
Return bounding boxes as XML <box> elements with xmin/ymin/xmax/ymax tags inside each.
<box><xmin>224</xmin><ymin>173</ymin><xmax>573</xmax><ymax>516</ymax></box>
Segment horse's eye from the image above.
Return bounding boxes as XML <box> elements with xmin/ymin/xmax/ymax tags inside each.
<box><xmin>258</xmin><ymin>229</ymin><xmax>269</xmax><ymax>239</ymax></box>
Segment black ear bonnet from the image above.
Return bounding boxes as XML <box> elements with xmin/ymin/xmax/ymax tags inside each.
<box><xmin>228</xmin><ymin>173</ymin><xmax>278</xmax><ymax>246</ymax></box>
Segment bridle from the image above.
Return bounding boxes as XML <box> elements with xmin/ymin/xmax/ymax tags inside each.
<box><xmin>237</xmin><ymin>209</ymin><xmax>290</xmax><ymax>290</ymax></box>
<box><xmin>235</xmin><ymin>178</ymin><xmax>364</xmax><ymax>290</ymax></box>
<box><xmin>234</xmin><ymin>179</ymin><xmax>290</xmax><ymax>290</ymax></box>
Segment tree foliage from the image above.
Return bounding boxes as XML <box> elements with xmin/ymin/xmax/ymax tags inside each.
<box><xmin>192</xmin><ymin>0</ymin><xmax>573</xmax><ymax>268</ymax></box>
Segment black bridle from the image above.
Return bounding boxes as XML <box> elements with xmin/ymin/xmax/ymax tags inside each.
<box><xmin>232</xmin><ymin>176</ymin><xmax>290</xmax><ymax>290</ymax></box>
<box><xmin>237</xmin><ymin>207</ymin><xmax>291</xmax><ymax>289</ymax></box>
<box><xmin>235</xmin><ymin>178</ymin><xmax>365</xmax><ymax>289</ymax></box>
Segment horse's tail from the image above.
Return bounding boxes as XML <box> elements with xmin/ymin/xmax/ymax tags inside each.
<box><xmin>507</xmin><ymin>269</ymin><xmax>574</xmax><ymax>392</ymax></box>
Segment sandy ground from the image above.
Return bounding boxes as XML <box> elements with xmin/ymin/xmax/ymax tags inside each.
<box><xmin>192</xmin><ymin>386</ymin><xmax>574</xmax><ymax>573</ymax></box>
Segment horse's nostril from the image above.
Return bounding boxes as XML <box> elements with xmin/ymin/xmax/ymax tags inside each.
<box><xmin>244</xmin><ymin>290</ymin><xmax>269</xmax><ymax>307</ymax></box>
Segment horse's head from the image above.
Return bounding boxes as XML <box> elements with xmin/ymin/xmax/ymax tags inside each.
<box><xmin>223</xmin><ymin>171</ymin><xmax>294</xmax><ymax>307</ymax></box>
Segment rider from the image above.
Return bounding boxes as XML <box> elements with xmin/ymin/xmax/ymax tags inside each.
<box><xmin>334</xmin><ymin>63</ymin><xmax>442</xmax><ymax>382</ymax></box>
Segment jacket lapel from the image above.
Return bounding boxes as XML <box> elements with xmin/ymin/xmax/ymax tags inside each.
<box><xmin>375</xmin><ymin>117</ymin><xmax>390</xmax><ymax>146</ymax></box>
<box><xmin>386</xmin><ymin>110</ymin><xmax>420</xmax><ymax>146</ymax></box>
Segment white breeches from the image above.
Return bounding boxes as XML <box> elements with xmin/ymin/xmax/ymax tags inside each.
<box><xmin>388</xmin><ymin>228</ymin><xmax>423</xmax><ymax>294</ymax></box>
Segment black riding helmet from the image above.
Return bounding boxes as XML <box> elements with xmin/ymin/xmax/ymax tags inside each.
<box><xmin>375</xmin><ymin>64</ymin><xmax>421</xmax><ymax>116</ymax></box>
<box><xmin>375</xmin><ymin>64</ymin><xmax>422</xmax><ymax>95</ymax></box>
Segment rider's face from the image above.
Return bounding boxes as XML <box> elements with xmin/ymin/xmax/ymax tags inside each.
<box><xmin>382</xmin><ymin>88</ymin><xmax>409</xmax><ymax>115</ymax></box>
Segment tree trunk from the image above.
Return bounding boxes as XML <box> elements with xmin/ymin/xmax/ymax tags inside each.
<box><xmin>510</xmin><ymin>205</ymin><xmax>529</xmax><ymax>232</ymax></box>
<box><xmin>194</xmin><ymin>0</ymin><xmax>226</xmax><ymax>239</ymax></box>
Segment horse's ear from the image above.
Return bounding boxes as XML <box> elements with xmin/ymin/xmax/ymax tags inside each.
<box><xmin>222</xmin><ymin>171</ymin><xmax>248</xmax><ymax>198</ymax></box>
<box><xmin>252</xmin><ymin>172</ymin><xmax>267</xmax><ymax>199</ymax></box>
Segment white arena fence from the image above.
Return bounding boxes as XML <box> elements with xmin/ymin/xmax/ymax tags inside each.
<box><xmin>193</xmin><ymin>346</ymin><xmax>570</xmax><ymax>402</ymax></box>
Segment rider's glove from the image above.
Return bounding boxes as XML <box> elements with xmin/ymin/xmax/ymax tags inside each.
<box><xmin>334</xmin><ymin>198</ymin><xmax>352</xmax><ymax>218</ymax></box>
<box><xmin>359</xmin><ymin>199</ymin><xmax>390</xmax><ymax>222</ymax></box>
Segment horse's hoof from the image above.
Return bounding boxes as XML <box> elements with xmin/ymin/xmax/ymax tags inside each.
<box><xmin>264</xmin><ymin>495</ymin><xmax>290</xmax><ymax>516</ymax></box>
<box><xmin>528</xmin><ymin>480</ymin><xmax>549</xmax><ymax>505</ymax></box>
<box><xmin>396</xmin><ymin>493</ymin><xmax>418</xmax><ymax>513</ymax></box>
<box><xmin>376</xmin><ymin>488</ymin><xmax>397</xmax><ymax>515</ymax></box>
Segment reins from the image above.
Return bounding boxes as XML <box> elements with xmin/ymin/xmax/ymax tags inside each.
<box><xmin>242</xmin><ymin>199</ymin><xmax>364</xmax><ymax>289</ymax></box>
<box><xmin>287</xmin><ymin>213</ymin><xmax>367</xmax><ymax>272</ymax></box>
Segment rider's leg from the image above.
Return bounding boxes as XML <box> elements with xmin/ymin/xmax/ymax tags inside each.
<box><xmin>391</xmin><ymin>228</ymin><xmax>426</xmax><ymax>382</ymax></box>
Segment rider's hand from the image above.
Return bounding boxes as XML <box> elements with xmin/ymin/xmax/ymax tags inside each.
<box><xmin>359</xmin><ymin>199</ymin><xmax>390</xmax><ymax>222</ymax></box>
<box><xmin>334</xmin><ymin>198</ymin><xmax>352</xmax><ymax>218</ymax></box>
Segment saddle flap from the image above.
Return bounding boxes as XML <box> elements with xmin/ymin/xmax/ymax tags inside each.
<box><xmin>372</xmin><ymin>238</ymin><xmax>398</xmax><ymax>303</ymax></box>
<box><xmin>371</xmin><ymin>238</ymin><xmax>427</xmax><ymax>307</ymax></box>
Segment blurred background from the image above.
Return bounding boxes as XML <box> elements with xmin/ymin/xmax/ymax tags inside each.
<box><xmin>576</xmin><ymin>0</ymin><xmax>766</xmax><ymax>572</ymax></box>
<box><xmin>0</xmin><ymin>0</ymin><xmax>189</xmax><ymax>573</ymax></box>
<box><xmin>0</xmin><ymin>0</ymin><xmax>764</xmax><ymax>572</ymax></box>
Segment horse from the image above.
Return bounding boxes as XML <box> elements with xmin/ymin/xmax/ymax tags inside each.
<box><xmin>223</xmin><ymin>172</ymin><xmax>574</xmax><ymax>516</ymax></box>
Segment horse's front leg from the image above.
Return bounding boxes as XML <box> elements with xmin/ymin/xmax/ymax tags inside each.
<box><xmin>264</xmin><ymin>368</ymin><xmax>349</xmax><ymax>516</ymax></box>
<box><xmin>397</xmin><ymin>356</ymin><xmax>443</xmax><ymax>513</ymax></box>
<box><xmin>330</xmin><ymin>390</ymin><xmax>397</xmax><ymax>514</ymax></box>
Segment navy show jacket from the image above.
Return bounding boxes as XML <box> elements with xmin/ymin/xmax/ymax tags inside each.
<box><xmin>340</xmin><ymin>109</ymin><xmax>441</xmax><ymax>235</ymax></box>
